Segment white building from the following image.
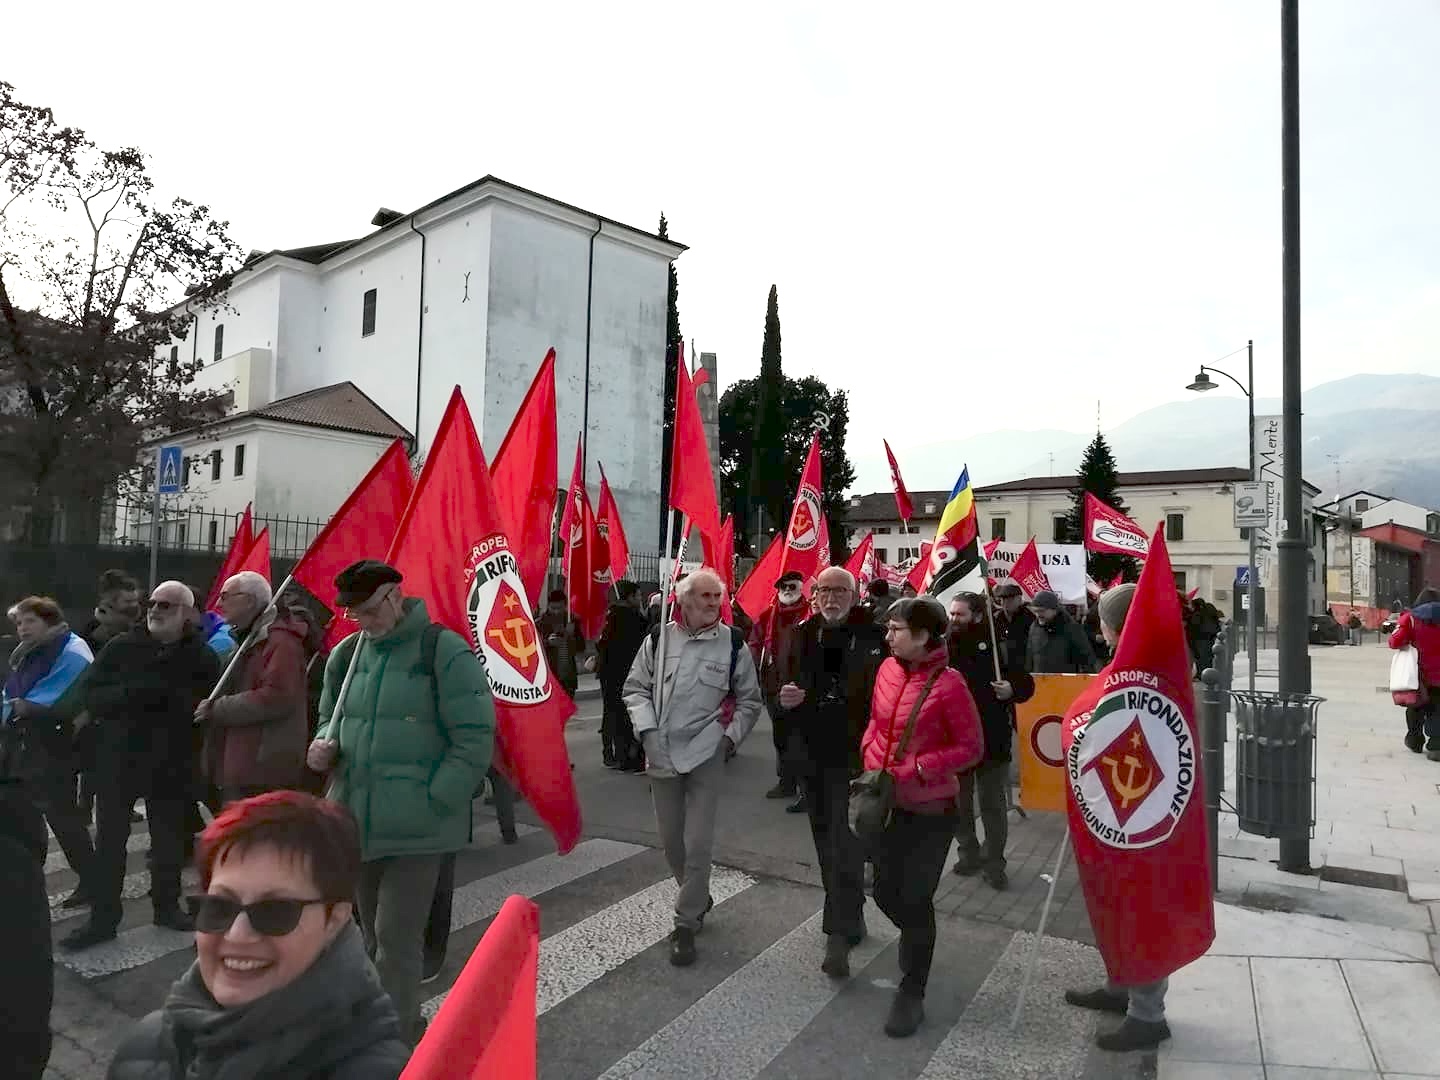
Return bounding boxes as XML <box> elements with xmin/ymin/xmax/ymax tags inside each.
<box><xmin>1317</xmin><ymin>489</ymin><xmax>1440</xmax><ymax>534</ymax></box>
<box><xmin>844</xmin><ymin>467</ymin><xmax>1328</xmax><ymax>624</ymax></box>
<box><xmin>149</xmin><ymin>175</ymin><xmax>684</xmax><ymax>549</ymax></box>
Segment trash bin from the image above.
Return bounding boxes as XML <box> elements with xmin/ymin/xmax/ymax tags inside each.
<box><xmin>1231</xmin><ymin>690</ymin><xmax>1323</xmax><ymax>839</ymax></box>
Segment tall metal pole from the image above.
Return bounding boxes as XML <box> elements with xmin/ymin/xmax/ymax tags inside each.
<box><xmin>1278</xmin><ymin>0</ymin><xmax>1309</xmax><ymax>697</ymax></box>
<box><xmin>1246</xmin><ymin>339</ymin><xmax>1257</xmax><ymax>692</ymax></box>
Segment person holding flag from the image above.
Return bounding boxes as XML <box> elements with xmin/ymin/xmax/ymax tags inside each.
<box><xmin>1060</xmin><ymin>530</ymin><xmax>1214</xmax><ymax>1052</ymax></box>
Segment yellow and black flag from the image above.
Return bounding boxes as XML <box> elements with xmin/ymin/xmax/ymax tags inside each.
<box><xmin>922</xmin><ymin>466</ymin><xmax>984</xmax><ymax>602</ymax></box>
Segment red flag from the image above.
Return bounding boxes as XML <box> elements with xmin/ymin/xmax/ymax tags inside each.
<box><xmin>491</xmin><ymin>349</ymin><xmax>560</xmax><ymax>605</ymax></box>
<box><xmin>403</xmin><ymin>895</ymin><xmax>539</xmax><ymax>1079</ymax></box>
<box><xmin>844</xmin><ymin>532</ymin><xmax>876</xmax><ymax>590</ymax></box>
<box><xmin>777</xmin><ymin>434</ymin><xmax>830</xmax><ymax>587</ymax></box>
<box><xmin>884</xmin><ymin>439</ymin><xmax>914</xmax><ymax>524</ymax></box>
<box><xmin>1083</xmin><ymin>492</ymin><xmax>1150</xmax><ymax>559</ymax></box>
<box><xmin>668</xmin><ymin>349</ymin><xmax>722</xmax><ymax>552</ymax></box>
<box><xmin>596</xmin><ymin>464</ymin><xmax>630</xmax><ymax>582</ymax></box>
<box><xmin>292</xmin><ymin>440</ymin><xmax>414</xmax><ymax>613</ymax></box>
<box><xmin>1186</xmin><ymin>587</ymin><xmax>1199</xmax><ymax>602</ymax></box>
<box><xmin>878</xmin><ymin>561</ymin><xmax>906</xmax><ymax>588</ymax></box>
<box><xmin>1061</xmin><ymin>526</ymin><xmax>1214</xmax><ymax>985</ymax></box>
<box><xmin>557</xmin><ymin>437</ymin><xmax>584</xmax><ymax>581</ymax></box>
<box><xmin>701</xmin><ymin>514</ymin><xmax>736</xmax><ymax>592</ymax></box>
<box><xmin>205</xmin><ymin>504</ymin><xmax>254</xmax><ymax>610</ymax></box>
<box><xmin>983</xmin><ymin>538</ymin><xmax>1001</xmax><ymax>561</ymax></box>
<box><xmin>569</xmin><ymin>481</ymin><xmax>610</xmax><ymax>641</ymax></box>
<box><xmin>1107</xmin><ymin>571</ymin><xmax>1127</xmax><ymax>590</ymax></box>
<box><xmin>733</xmin><ymin>533</ymin><xmax>785</xmax><ymax>623</ymax></box>
<box><xmin>1009</xmin><ymin>538</ymin><xmax>1053</xmax><ymax>599</ymax></box>
<box><xmin>387</xmin><ymin>387</ymin><xmax>581</xmax><ymax>853</ymax></box>
<box><xmin>234</xmin><ymin>527</ymin><xmax>271</xmax><ymax>582</ymax></box>
<box><xmin>906</xmin><ymin>541</ymin><xmax>933</xmax><ymax>594</ymax></box>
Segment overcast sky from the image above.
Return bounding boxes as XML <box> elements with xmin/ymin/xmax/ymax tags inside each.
<box><xmin>7</xmin><ymin>1</ymin><xmax>1439</xmax><ymax>490</ymax></box>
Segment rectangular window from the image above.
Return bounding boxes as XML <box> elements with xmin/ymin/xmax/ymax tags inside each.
<box><xmin>140</xmin><ymin>464</ymin><xmax>153</xmax><ymax>493</ymax></box>
<box><xmin>234</xmin><ymin>443</ymin><xmax>246</xmax><ymax>478</ymax></box>
<box><xmin>991</xmin><ymin>517</ymin><xmax>1007</xmax><ymax>541</ymax></box>
<box><xmin>211</xmin><ymin>451</ymin><xmax>222</xmax><ymax>482</ymax></box>
<box><xmin>1052</xmin><ymin>515</ymin><xmax>1069</xmax><ymax>543</ymax></box>
<box><xmin>213</xmin><ymin>324</ymin><xmax>224</xmax><ymax>362</ymax></box>
<box><xmin>362</xmin><ymin>288</ymin><xmax>377</xmax><ymax>337</ymax></box>
<box><xmin>1173</xmin><ymin>571</ymin><xmax>1187</xmax><ymax>592</ymax></box>
<box><xmin>1166</xmin><ymin>513</ymin><xmax>1185</xmax><ymax>541</ymax></box>
<box><xmin>924</xmin><ymin>501</ymin><xmax>937</xmax><ymax>515</ymax></box>
<box><xmin>181</xmin><ymin>455</ymin><xmax>190</xmax><ymax>489</ymax></box>
<box><xmin>876</xmin><ymin>548</ymin><xmax>888</xmax><ymax>563</ymax></box>
<box><xmin>1355</xmin><ymin>498</ymin><xmax>1369</xmax><ymax>513</ymax></box>
<box><xmin>875</xmin><ymin>526</ymin><xmax>891</xmax><ymax>535</ymax></box>
<box><xmin>208</xmin><ymin>520</ymin><xmax>219</xmax><ymax>550</ymax></box>
<box><xmin>898</xmin><ymin>546</ymin><xmax>919</xmax><ymax>561</ymax></box>
<box><xmin>168</xmin><ymin>344</ymin><xmax>179</xmax><ymax>376</ymax></box>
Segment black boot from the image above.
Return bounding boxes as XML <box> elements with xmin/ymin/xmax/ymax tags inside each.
<box><xmin>785</xmin><ymin>792</ymin><xmax>809</xmax><ymax>814</ymax></box>
<box><xmin>883</xmin><ymin>990</ymin><xmax>925</xmax><ymax>1037</ymax></box>
<box><xmin>764</xmin><ymin>780</ymin><xmax>796</xmax><ymax>799</ymax></box>
<box><xmin>60</xmin><ymin>920</ymin><xmax>118</xmax><ymax>951</ymax></box>
<box><xmin>951</xmin><ymin>851</ymin><xmax>983</xmax><ymax>876</ymax></box>
<box><xmin>821</xmin><ymin>934</ymin><xmax>851</xmax><ymax>978</ymax></box>
<box><xmin>1096</xmin><ymin>1017</ymin><xmax>1171</xmax><ymax>1051</ymax></box>
<box><xmin>669</xmin><ymin>927</ymin><xmax>697</xmax><ymax>967</ymax></box>
<box><xmin>982</xmin><ymin>865</ymin><xmax>1009</xmax><ymax>891</ymax></box>
<box><xmin>154</xmin><ymin>905</ymin><xmax>194</xmax><ymax>932</ymax></box>
<box><xmin>1065</xmin><ymin>986</ymin><xmax>1129</xmax><ymax>1014</ymax></box>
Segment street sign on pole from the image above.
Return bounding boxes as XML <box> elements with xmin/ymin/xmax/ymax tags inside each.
<box><xmin>1233</xmin><ymin>481</ymin><xmax>1270</xmax><ymax>529</ymax></box>
<box><xmin>1235</xmin><ymin>566</ymin><xmax>1251</xmax><ymax>587</ymax></box>
<box><xmin>157</xmin><ymin>445</ymin><xmax>183</xmax><ymax>495</ymax></box>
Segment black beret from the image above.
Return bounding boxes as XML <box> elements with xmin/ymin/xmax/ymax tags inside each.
<box><xmin>334</xmin><ymin>560</ymin><xmax>403</xmax><ymax>608</ymax></box>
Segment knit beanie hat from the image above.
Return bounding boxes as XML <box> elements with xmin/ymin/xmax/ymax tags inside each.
<box><xmin>1098</xmin><ymin>584</ymin><xmax>1137</xmax><ymax>634</ymax></box>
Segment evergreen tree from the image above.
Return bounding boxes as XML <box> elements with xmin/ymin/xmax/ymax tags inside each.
<box><xmin>744</xmin><ymin>285</ymin><xmax>785</xmax><ymax>548</ymax></box>
<box><xmin>1063</xmin><ymin>431</ymin><xmax>1140</xmax><ymax>584</ymax></box>
<box><xmin>656</xmin><ymin>213</ymin><xmax>682</xmax><ymax>548</ymax></box>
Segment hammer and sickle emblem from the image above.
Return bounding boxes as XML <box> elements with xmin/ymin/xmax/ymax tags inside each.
<box><xmin>1100</xmin><ymin>752</ymin><xmax>1153</xmax><ymax>809</ymax></box>
<box><xmin>488</xmin><ymin>619</ymin><xmax>538</xmax><ymax>669</ymax></box>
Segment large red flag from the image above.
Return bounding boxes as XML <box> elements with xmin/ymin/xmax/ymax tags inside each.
<box><xmin>701</xmin><ymin>514</ymin><xmax>736</xmax><ymax>592</ymax></box>
<box><xmin>557</xmin><ymin>436</ymin><xmax>584</xmax><ymax>582</ymax></box>
<box><xmin>569</xmin><ymin>481</ymin><xmax>610</xmax><ymax>641</ymax></box>
<box><xmin>883</xmin><ymin>439</ymin><xmax>914</xmax><ymax>524</ymax></box>
<box><xmin>292</xmin><ymin>440</ymin><xmax>413</xmax><ymax>613</ymax></box>
<box><xmin>668</xmin><ymin>350</ymin><xmax>722</xmax><ymax>553</ymax></box>
<box><xmin>1009</xmin><ymin>537</ymin><xmax>1053</xmax><ymax>599</ymax></box>
<box><xmin>777</xmin><ymin>434</ymin><xmax>830</xmax><ymax>587</ymax></box>
<box><xmin>733</xmin><ymin>533</ymin><xmax>785</xmax><ymax>624</ymax></box>
<box><xmin>1083</xmin><ymin>492</ymin><xmax>1150</xmax><ymax>560</ymax></box>
<box><xmin>844</xmin><ymin>532</ymin><xmax>876</xmax><ymax>590</ymax></box>
<box><xmin>1062</xmin><ymin>527</ymin><xmax>1213</xmax><ymax>985</ymax></box>
<box><xmin>596</xmin><ymin>464</ymin><xmax>630</xmax><ymax>583</ymax></box>
<box><xmin>906</xmin><ymin>541</ymin><xmax>933</xmax><ymax>594</ymax></box>
<box><xmin>205</xmin><ymin>504</ymin><xmax>254</xmax><ymax>610</ymax></box>
<box><xmin>387</xmin><ymin>387</ymin><xmax>581</xmax><ymax>853</ymax></box>
<box><xmin>491</xmin><ymin>349</ymin><xmax>560</xmax><ymax>606</ymax></box>
<box><xmin>403</xmin><ymin>895</ymin><xmax>539</xmax><ymax>1079</ymax></box>
<box><xmin>234</xmin><ymin>527</ymin><xmax>271</xmax><ymax>583</ymax></box>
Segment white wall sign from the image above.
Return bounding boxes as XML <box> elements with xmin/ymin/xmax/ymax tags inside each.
<box><xmin>1233</xmin><ymin>480</ymin><xmax>1271</xmax><ymax>529</ymax></box>
<box><xmin>987</xmin><ymin>542</ymin><xmax>1088</xmax><ymax>606</ymax></box>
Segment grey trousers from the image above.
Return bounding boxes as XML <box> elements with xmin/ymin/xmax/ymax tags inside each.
<box><xmin>357</xmin><ymin>853</ymin><xmax>445</xmax><ymax>1044</ymax></box>
<box><xmin>955</xmin><ymin>760</ymin><xmax>1009</xmax><ymax>871</ymax></box>
<box><xmin>650</xmin><ymin>745</ymin><xmax>725</xmax><ymax>931</ymax></box>
<box><xmin>1110</xmin><ymin>978</ymin><xmax>1169</xmax><ymax>1023</ymax></box>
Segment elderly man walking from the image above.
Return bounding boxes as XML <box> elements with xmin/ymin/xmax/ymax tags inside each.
<box><xmin>625</xmin><ymin>569</ymin><xmax>762</xmax><ymax>967</ymax></box>
<box><xmin>195</xmin><ymin>570</ymin><xmax>310</xmax><ymax>804</ymax></box>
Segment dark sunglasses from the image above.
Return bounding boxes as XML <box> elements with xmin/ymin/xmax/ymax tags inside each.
<box><xmin>185</xmin><ymin>894</ymin><xmax>332</xmax><ymax>936</ymax></box>
<box><xmin>143</xmin><ymin>599</ymin><xmax>180</xmax><ymax>613</ymax></box>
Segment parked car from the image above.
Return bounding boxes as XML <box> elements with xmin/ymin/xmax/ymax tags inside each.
<box><xmin>1380</xmin><ymin>611</ymin><xmax>1400</xmax><ymax>636</ymax></box>
<box><xmin>1308</xmin><ymin>614</ymin><xmax>1345</xmax><ymax>645</ymax></box>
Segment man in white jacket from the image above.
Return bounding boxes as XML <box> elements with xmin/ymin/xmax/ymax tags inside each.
<box><xmin>625</xmin><ymin>569</ymin><xmax>762</xmax><ymax>967</ymax></box>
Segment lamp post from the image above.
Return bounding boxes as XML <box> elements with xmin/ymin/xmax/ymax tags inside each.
<box><xmin>1186</xmin><ymin>339</ymin><xmax>1257</xmax><ymax>691</ymax></box>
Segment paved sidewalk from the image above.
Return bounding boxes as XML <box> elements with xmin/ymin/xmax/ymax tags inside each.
<box><xmin>1159</xmin><ymin>643</ymin><xmax>1440</xmax><ymax>1078</ymax></box>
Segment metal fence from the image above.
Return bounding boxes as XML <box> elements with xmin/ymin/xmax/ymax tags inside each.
<box><xmin>99</xmin><ymin>499</ymin><xmax>327</xmax><ymax>559</ymax></box>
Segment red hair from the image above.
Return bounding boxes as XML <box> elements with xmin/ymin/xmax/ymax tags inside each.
<box><xmin>197</xmin><ymin>790</ymin><xmax>360</xmax><ymax>901</ymax></box>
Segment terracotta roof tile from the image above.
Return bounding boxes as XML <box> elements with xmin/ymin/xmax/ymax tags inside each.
<box><xmin>252</xmin><ymin>382</ymin><xmax>411</xmax><ymax>440</ymax></box>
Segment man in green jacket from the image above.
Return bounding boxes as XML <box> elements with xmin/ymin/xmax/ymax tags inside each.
<box><xmin>306</xmin><ymin>560</ymin><xmax>494</xmax><ymax>1045</ymax></box>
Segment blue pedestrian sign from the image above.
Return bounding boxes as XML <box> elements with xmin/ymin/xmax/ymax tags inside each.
<box><xmin>157</xmin><ymin>445</ymin><xmax>183</xmax><ymax>494</ymax></box>
<box><xmin>1235</xmin><ymin>566</ymin><xmax>1251</xmax><ymax>587</ymax></box>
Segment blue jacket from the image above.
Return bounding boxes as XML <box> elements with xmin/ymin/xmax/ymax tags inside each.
<box><xmin>2</xmin><ymin>632</ymin><xmax>93</xmax><ymax>723</ymax></box>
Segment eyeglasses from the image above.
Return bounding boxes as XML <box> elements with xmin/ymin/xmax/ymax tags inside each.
<box><xmin>185</xmin><ymin>894</ymin><xmax>333</xmax><ymax>936</ymax></box>
<box><xmin>814</xmin><ymin>587</ymin><xmax>852</xmax><ymax>597</ymax></box>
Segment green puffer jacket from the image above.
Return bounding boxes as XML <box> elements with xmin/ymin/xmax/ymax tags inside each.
<box><xmin>315</xmin><ymin>599</ymin><xmax>494</xmax><ymax>861</ymax></box>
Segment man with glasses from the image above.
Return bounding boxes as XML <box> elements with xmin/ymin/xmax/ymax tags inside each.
<box><xmin>61</xmin><ymin>582</ymin><xmax>221</xmax><ymax>950</ymax></box>
<box><xmin>307</xmin><ymin>559</ymin><xmax>493</xmax><ymax>1045</ymax></box>
<box><xmin>776</xmin><ymin>566</ymin><xmax>888</xmax><ymax>977</ymax></box>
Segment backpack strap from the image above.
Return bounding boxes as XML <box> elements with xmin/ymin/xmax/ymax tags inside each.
<box><xmin>728</xmin><ymin>625</ymin><xmax>744</xmax><ymax>694</ymax></box>
<box><xmin>420</xmin><ymin>622</ymin><xmax>444</xmax><ymax>720</ymax></box>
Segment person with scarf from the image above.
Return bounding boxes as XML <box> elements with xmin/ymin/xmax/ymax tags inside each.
<box><xmin>106</xmin><ymin>790</ymin><xmax>410</xmax><ymax>1079</ymax></box>
<box><xmin>1</xmin><ymin>596</ymin><xmax>96</xmax><ymax>907</ymax></box>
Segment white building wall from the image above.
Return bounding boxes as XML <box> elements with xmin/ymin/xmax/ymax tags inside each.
<box><xmin>1360</xmin><ymin>500</ymin><xmax>1429</xmax><ymax>531</ymax></box>
<box><xmin>253</xmin><ymin>423</ymin><xmax>393</xmax><ymax>548</ymax></box>
<box><xmin>418</xmin><ymin>205</ymin><xmax>492</xmax><ymax>452</ymax></box>
<box><xmin>274</xmin><ymin>266</ymin><xmax>325</xmax><ymax>400</ymax></box>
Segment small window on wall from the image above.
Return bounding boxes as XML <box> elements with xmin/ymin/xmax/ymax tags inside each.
<box><xmin>1166</xmin><ymin>513</ymin><xmax>1185</xmax><ymax>541</ymax></box>
<box><xmin>991</xmin><ymin>517</ymin><xmax>1007</xmax><ymax>541</ymax></box>
<box><xmin>362</xmin><ymin>288</ymin><xmax>378</xmax><ymax>336</ymax></box>
<box><xmin>1173</xmin><ymin>571</ymin><xmax>1187</xmax><ymax>593</ymax></box>
<box><xmin>876</xmin><ymin>548</ymin><xmax>888</xmax><ymax>563</ymax></box>
<box><xmin>208</xmin><ymin>520</ymin><xmax>219</xmax><ymax>550</ymax></box>
<box><xmin>1355</xmin><ymin>498</ymin><xmax>1370</xmax><ymax>513</ymax></box>
<box><xmin>210</xmin><ymin>452</ymin><xmax>222</xmax><ymax>481</ymax></box>
<box><xmin>876</xmin><ymin>526</ymin><xmax>891</xmax><ymax>535</ymax></box>
<box><xmin>168</xmin><ymin>345</ymin><xmax>179</xmax><ymax>377</ymax></box>
<box><xmin>213</xmin><ymin>324</ymin><xmax>224</xmax><ymax>362</ymax></box>
<box><xmin>1052</xmin><ymin>516</ymin><xmax>1069</xmax><ymax>543</ymax></box>
<box><xmin>181</xmin><ymin>456</ymin><xmax>190</xmax><ymax>489</ymax></box>
<box><xmin>234</xmin><ymin>443</ymin><xmax>246</xmax><ymax>478</ymax></box>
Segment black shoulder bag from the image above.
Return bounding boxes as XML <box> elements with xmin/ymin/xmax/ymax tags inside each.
<box><xmin>848</xmin><ymin>667</ymin><xmax>943</xmax><ymax>842</ymax></box>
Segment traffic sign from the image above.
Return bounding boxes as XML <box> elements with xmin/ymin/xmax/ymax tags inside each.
<box><xmin>1235</xmin><ymin>566</ymin><xmax>1251</xmax><ymax>586</ymax></box>
<box><xmin>1233</xmin><ymin>481</ymin><xmax>1270</xmax><ymax>529</ymax></box>
<box><xmin>157</xmin><ymin>445</ymin><xmax>183</xmax><ymax>494</ymax></box>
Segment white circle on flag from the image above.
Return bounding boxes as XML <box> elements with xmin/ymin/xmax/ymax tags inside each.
<box><xmin>466</xmin><ymin>535</ymin><xmax>552</xmax><ymax>706</ymax></box>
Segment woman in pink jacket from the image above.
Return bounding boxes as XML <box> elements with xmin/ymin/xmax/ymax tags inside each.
<box><xmin>862</xmin><ymin>597</ymin><xmax>985</xmax><ymax>1038</ymax></box>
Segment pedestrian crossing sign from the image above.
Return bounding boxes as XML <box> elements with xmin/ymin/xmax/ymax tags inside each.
<box><xmin>157</xmin><ymin>445</ymin><xmax>182</xmax><ymax>494</ymax></box>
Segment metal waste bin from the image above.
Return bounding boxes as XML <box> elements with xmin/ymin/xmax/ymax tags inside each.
<box><xmin>1231</xmin><ymin>690</ymin><xmax>1323</xmax><ymax>871</ymax></box>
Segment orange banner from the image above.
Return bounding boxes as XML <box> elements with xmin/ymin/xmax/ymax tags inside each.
<box><xmin>1016</xmin><ymin>674</ymin><xmax>1096</xmax><ymax>812</ymax></box>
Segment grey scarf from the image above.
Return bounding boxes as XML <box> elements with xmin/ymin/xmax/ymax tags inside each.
<box><xmin>7</xmin><ymin>621</ymin><xmax>70</xmax><ymax>672</ymax></box>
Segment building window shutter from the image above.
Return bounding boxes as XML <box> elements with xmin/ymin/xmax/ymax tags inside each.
<box><xmin>1166</xmin><ymin>513</ymin><xmax>1185</xmax><ymax>541</ymax></box>
<box><xmin>362</xmin><ymin>288</ymin><xmax>378</xmax><ymax>337</ymax></box>
<box><xmin>991</xmin><ymin>517</ymin><xmax>1006</xmax><ymax>541</ymax></box>
<box><xmin>211</xmin><ymin>452</ymin><xmax>222</xmax><ymax>482</ymax></box>
<box><xmin>234</xmin><ymin>443</ymin><xmax>246</xmax><ymax>478</ymax></box>
<box><xmin>213</xmin><ymin>324</ymin><xmax>224</xmax><ymax>362</ymax></box>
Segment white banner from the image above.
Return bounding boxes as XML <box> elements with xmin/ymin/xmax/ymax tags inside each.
<box><xmin>988</xmin><ymin>542</ymin><xmax>1089</xmax><ymax>606</ymax></box>
<box><xmin>1253</xmin><ymin>414</ymin><xmax>1283</xmax><ymax>593</ymax></box>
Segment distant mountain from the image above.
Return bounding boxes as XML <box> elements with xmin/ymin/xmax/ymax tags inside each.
<box><xmin>852</xmin><ymin>374</ymin><xmax>1440</xmax><ymax>511</ymax></box>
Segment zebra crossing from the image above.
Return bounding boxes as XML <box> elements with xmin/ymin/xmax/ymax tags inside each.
<box><xmin>46</xmin><ymin>810</ymin><xmax>1140</xmax><ymax>1080</ymax></box>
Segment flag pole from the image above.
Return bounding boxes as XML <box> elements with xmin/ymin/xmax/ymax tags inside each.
<box><xmin>654</xmin><ymin>510</ymin><xmax>688</xmax><ymax>720</ymax></box>
<box><xmin>1009</xmin><ymin>834</ymin><xmax>1070</xmax><ymax>1030</ymax></box>
<box><xmin>981</xmin><ymin>574</ymin><xmax>1003</xmax><ymax>683</ymax></box>
<box><xmin>321</xmin><ymin>636</ymin><xmax>367</xmax><ymax>800</ymax></box>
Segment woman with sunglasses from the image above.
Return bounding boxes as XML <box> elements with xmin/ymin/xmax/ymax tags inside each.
<box><xmin>107</xmin><ymin>790</ymin><xmax>410</xmax><ymax>1079</ymax></box>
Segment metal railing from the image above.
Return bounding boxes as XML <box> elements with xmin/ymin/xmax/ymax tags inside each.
<box><xmin>102</xmin><ymin>499</ymin><xmax>327</xmax><ymax>559</ymax></box>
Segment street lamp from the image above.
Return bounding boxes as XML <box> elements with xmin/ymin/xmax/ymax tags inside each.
<box><xmin>1185</xmin><ymin>340</ymin><xmax>1257</xmax><ymax>691</ymax></box>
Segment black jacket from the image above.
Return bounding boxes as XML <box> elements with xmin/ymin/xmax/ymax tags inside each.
<box><xmin>788</xmin><ymin>609</ymin><xmax>889</xmax><ymax>773</ymax></box>
<box><xmin>0</xmin><ymin>782</ymin><xmax>51</xmax><ymax>1079</ymax></box>
<box><xmin>947</xmin><ymin>621</ymin><xmax>1035</xmax><ymax>762</ymax></box>
<box><xmin>84</xmin><ymin>629</ymin><xmax>221</xmax><ymax>798</ymax></box>
<box><xmin>596</xmin><ymin>602</ymin><xmax>649</xmax><ymax>698</ymax></box>
<box><xmin>995</xmin><ymin>606</ymin><xmax>1034</xmax><ymax>663</ymax></box>
<box><xmin>1026</xmin><ymin>610</ymin><xmax>1098</xmax><ymax>675</ymax></box>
